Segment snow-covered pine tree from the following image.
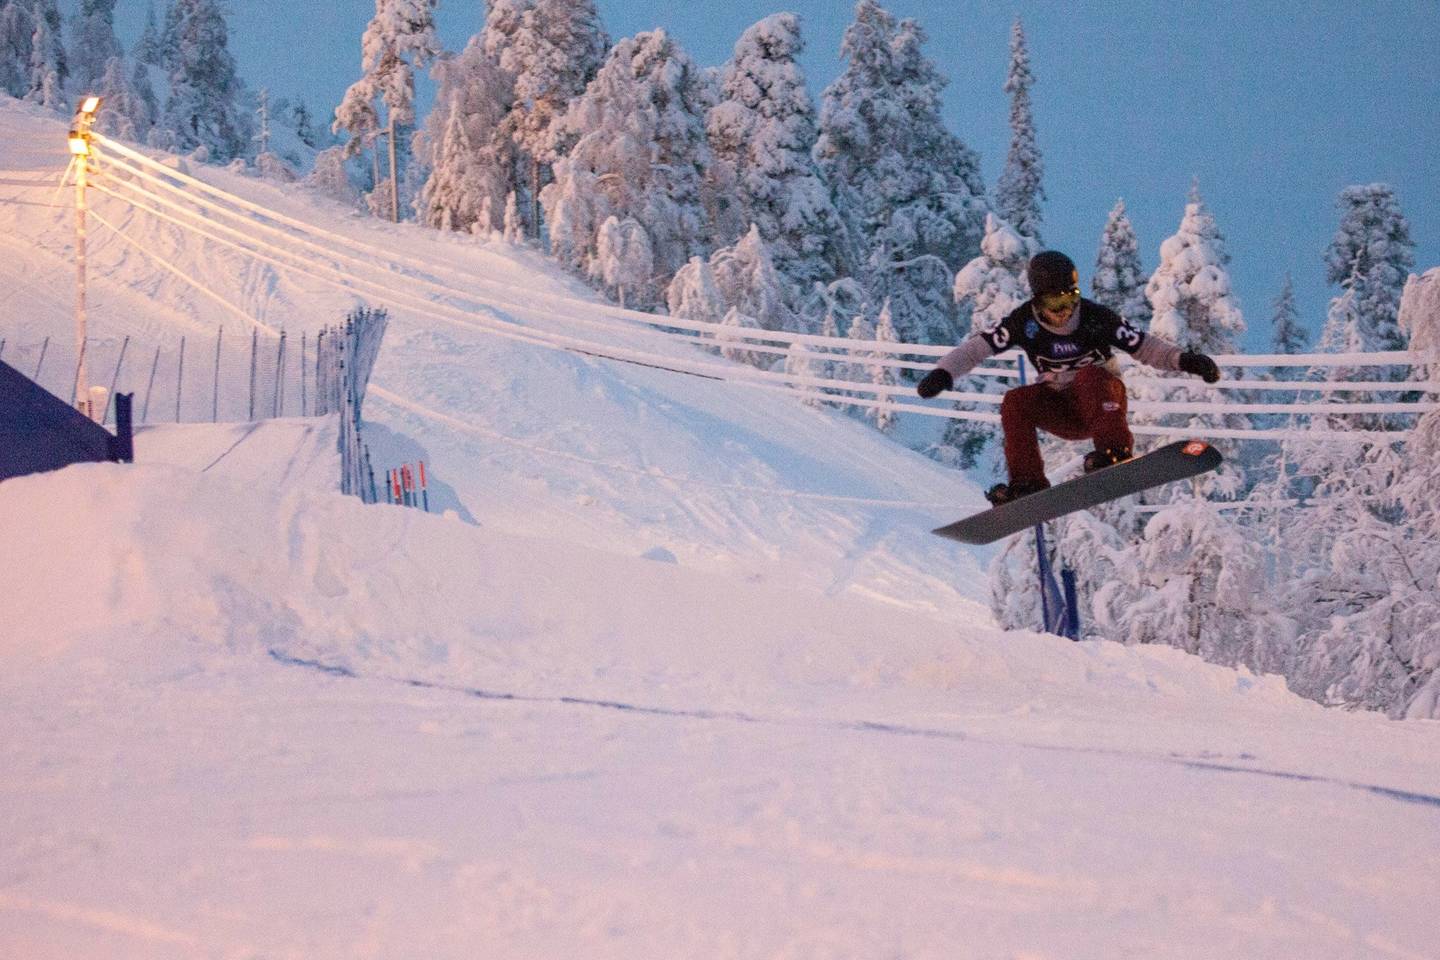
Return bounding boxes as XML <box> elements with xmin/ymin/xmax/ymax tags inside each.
<box><xmin>415</xmin><ymin>37</ymin><xmax>515</xmax><ymax>235</ymax></box>
<box><xmin>25</xmin><ymin>3</ymin><xmax>64</xmax><ymax>110</ymax></box>
<box><xmin>69</xmin><ymin>0</ymin><xmax>122</xmax><ymax>95</ymax></box>
<box><xmin>1092</xmin><ymin>199</ymin><xmax>1149</xmax><ymax>329</ymax></box>
<box><xmin>1317</xmin><ymin>183</ymin><xmax>1415</xmax><ymax>385</ymax></box>
<box><xmin>541</xmin><ymin>29</ymin><xmax>712</xmax><ymax>306</ymax></box>
<box><xmin>135</xmin><ymin>0</ymin><xmax>161</xmax><ymax>65</ymax></box>
<box><xmin>783</xmin><ymin>337</ymin><xmax>824</xmax><ymax>408</ymax></box>
<box><xmin>594</xmin><ymin>216</ymin><xmax>653</xmax><ymax>308</ymax></box>
<box><xmin>1095</xmin><ymin>502</ymin><xmax>1289</xmax><ymax>671</ymax></box>
<box><xmin>304</xmin><ymin>145</ymin><xmax>361</xmax><ymax>206</ymax></box>
<box><xmin>1269</xmin><ymin>272</ymin><xmax>1306</xmax><ymax>373</ymax></box>
<box><xmin>155</xmin><ymin>0</ymin><xmax>248</xmax><ymax>161</ymax></box>
<box><xmin>1135</xmin><ymin>182</ymin><xmax>1247</xmax><ymax>493</ymax></box>
<box><xmin>335</xmin><ymin>0</ymin><xmax>440</xmax><ymax>221</ymax></box>
<box><xmin>0</xmin><ymin>1</ymin><xmax>32</xmax><ymax>98</ymax></box>
<box><xmin>868</xmin><ymin>298</ymin><xmax>900</xmax><ymax>432</ymax></box>
<box><xmin>94</xmin><ymin>55</ymin><xmax>155</xmax><ymax>141</ymax></box>
<box><xmin>707</xmin><ymin>14</ymin><xmax>848</xmax><ymax>302</ymax></box>
<box><xmin>940</xmin><ymin>213</ymin><xmax>1037</xmax><ymax>468</ymax></box>
<box><xmin>814</xmin><ymin>0</ymin><xmax>988</xmax><ymax>346</ymax></box>
<box><xmin>666</xmin><ymin>255</ymin><xmax>726</xmax><ymax>332</ymax></box>
<box><xmin>483</xmin><ymin>0</ymin><xmax>607</xmax><ymax>240</ymax></box>
<box><xmin>994</xmin><ymin>16</ymin><xmax>1043</xmax><ymax>244</ymax></box>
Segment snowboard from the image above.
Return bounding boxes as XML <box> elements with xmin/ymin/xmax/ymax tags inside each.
<box><xmin>932</xmin><ymin>439</ymin><xmax>1224</xmax><ymax>545</ymax></box>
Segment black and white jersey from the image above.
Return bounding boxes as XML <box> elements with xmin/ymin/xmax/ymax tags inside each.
<box><xmin>980</xmin><ymin>299</ymin><xmax>1146</xmax><ymax>375</ymax></box>
<box><xmin>935</xmin><ymin>298</ymin><xmax>1182</xmax><ymax>388</ymax></box>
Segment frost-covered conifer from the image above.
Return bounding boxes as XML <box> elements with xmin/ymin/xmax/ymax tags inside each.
<box><xmin>783</xmin><ymin>338</ymin><xmax>824</xmax><ymax>408</ymax></box>
<box><xmin>135</xmin><ymin>0</ymin><xmax>162</xmax><ymax>65</ymax></box>
<box><xmin>1096</xmin><ymin>503</ymin><xmax>1288</xmax><ymax>671</ymax></box>
<box><xmin>335</xmin><ymin>0</ymin><xmax>440</xmax><ymax>219</ymax></box>
<box><xmin>815</xmin><ymin>0</ymin><xmax>987</xmax><ymax>344</ymax></box>
<box><xmin>542</xmin><ymin>29</ymin><xmax>711</xmax><ymax>304</ymax></box>
<box><xmin>868</xmin><ymin>299</ymin><xmax>899</xmax><ymax>432</ymax></box>
<box><xmin>483</xmin><ymin>0</ymin><xmax>607</xmax><ymax>239</ymax></box>
<box><xmin>594</xmin><ymin>216</ymin><xmax>653</xmax><ymax>308</ymax></box>
<box><xmin>666</xmin><ymin>256</ymin><xmax>726</xmax><ymax>330</ymax></box>
<box><xmin>710</xmin><ymin>225</ymin><xmax>794</xmax><ymax>336</ymax></box>
<box><xmin>1136</xmin><ymin>183</ymin><xmax>1246</xmax><ymax>489</ymax></box>
<box><xmin>1318</xmin><ymin>184</ymin><xmax>1414</xmax><ymax>369</ymax></box>
<box><xmin>1266</xmin><ymin>273</ymin><xmax>1306</xmax><ymax>383</ymax></box>
<box><xmin>69</xmin><ymin>0</ymin><xmax>122</xmax><ymax>95</ymax></box>
<box><xmin>156</xmin><ymin>0</ymin><xmax>248</xmax><ymax>161</ymax></box>
<box><xmin>0</xmin><ymin>2</ymin><xmax>32</xmax><ymax>98</ymax></box>
<box><xmin>1145</xmin><ymin>182</ymin><xmax>1245</xmax><ymax>354</ymax></box>
<box><xmin>25</xmin><ymin>6</ymin><xmax>64</xmax><ymax>110</ymax></box>
<box><xmin>994</xmin><ymin>16</ymin><xmax>1043</xmax><ymax>243</ymax></box>
<box><xmin>94</xmin><ymin>55</ymin><xmax>156</xmax><ymax>141</ymax></box>
<box><xmin>304</xmin><ymin>146</ymin><xmax>361</xmax><ymax>206</ymax></box>
<box><xmin>707</xmin><ymin>14</ymin><xmax>847</xmax><ymax>299</ymax></box>
<box><xmin>415</xmin><ymin>39</ymin><xmax>515</xmax><ymax>235</ymax></box>
<box><xmin>1092</xmin><ymin>200</ymin><xmax>1149</xmax><ymax>329</ymax></box>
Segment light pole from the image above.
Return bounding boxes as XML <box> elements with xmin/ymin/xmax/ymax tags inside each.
<box><xmin>68</xmin><ymin>95</ymin><xmax>102</xmax><ymax>418</ymax></box>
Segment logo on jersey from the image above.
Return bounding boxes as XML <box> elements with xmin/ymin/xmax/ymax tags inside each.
<box><xmin>1051</xmin><ymin>340</ymin><xmax>1081</xmax><ymax>357</ymax></box>
<box><xmin>1033</xmin><ymin>349</ymin><xmax>1109</xmax><ymax>374</ymax></box>
<box><xmin>1025</xmin><ymin>319</ymin><xmax>1040</xmax><ymax>339</ymax></box>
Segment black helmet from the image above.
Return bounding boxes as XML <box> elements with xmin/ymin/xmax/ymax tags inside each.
<box><xmin>1027</xmin><ymin>251</ymin><xmax>1079</xmax><ymax>298</ymax></box>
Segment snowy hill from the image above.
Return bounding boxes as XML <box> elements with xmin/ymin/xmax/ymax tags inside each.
<box><xmin>3</xmin><ymin>98</ymin><xmax>1439</xmax><ymax>958</ymax></box>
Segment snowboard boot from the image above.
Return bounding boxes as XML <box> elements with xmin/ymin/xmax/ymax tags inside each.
<box><xmin>985</xmin><ymin>477</ymin><xmax>1050</xmax><ymax>507</ymax></box>
<box><xmin>1083</xmin><ymin>445</ymin><xmax>1133</xmax><ymax>474</ymax></box>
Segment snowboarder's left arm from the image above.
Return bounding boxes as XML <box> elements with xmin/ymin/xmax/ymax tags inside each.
<box><xmin>1108</xmin><ymin>315</ymin><xmax>1221</xmax><ymax>383</ymax></box>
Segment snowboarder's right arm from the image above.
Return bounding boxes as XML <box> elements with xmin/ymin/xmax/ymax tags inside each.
<box><xmin>917</xmin><ymin>324</ymin><xmax>1010</xmax><ymax>398</ymax></box>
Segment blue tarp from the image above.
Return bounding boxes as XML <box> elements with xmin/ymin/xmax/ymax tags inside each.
<box><xmin>0</xmin><ymin>358</ymin><xmax>130</xmax><ymax>482</ymax></box>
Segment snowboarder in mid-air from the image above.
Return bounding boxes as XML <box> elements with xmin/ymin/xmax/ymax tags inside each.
<box><xmin>917</xmin><ymin>250</ymin><xmax>1222</xmax><ymax>506</ymax></box>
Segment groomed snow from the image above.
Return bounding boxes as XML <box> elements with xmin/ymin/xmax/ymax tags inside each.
<box><xmin>2</xmin><ymin>98</ymin><xmax>1438</xmax><ymax>958</ymax></box>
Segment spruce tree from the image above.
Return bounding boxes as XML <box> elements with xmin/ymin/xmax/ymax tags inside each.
<box><xmin>1092</xmin><ymin>200</ymin><xmax>1148</xmax><ymax>329</ymax></box>
<box><xmin>135</xmin><ymin>0</ymin><xmax>162</xmax><ymax>65</ymax></box>
<box><xmin>415</xmin><ymin>37</ymin><xmax>515</xmax><ymax>235</ymax></box>
<box><xmin>334</xmin><ymin>0</ymin><xmax>440</xmax><ymax>220</ymax></box>
<box><xmin>708</xmin><ymin>14</ymin><xmax>848</xmax><ymax>301</ymax></box>
<box><xmin>994</xmin><ymin>16</ymin><xmax>1043</xmax><ymax>243</ymax></box>
<box><xmin>0</xmin><ymin>2</ymin><xmax>32</xmax><ymax>98</ymax></box>
<box><xmin>1318</xmin><ymin>184</ymin><xmax>1414</xmax><ymax>374</ymax></box>
<box><xmin>484</xmin><ymin>0</ymin><xmax>607</xmax><ymax>239</ymax></box>
<box><xmin>25</xmin><ymin>4</ymin><xmax>64</xmax><ymax>110</ymax></box>
<box><xmin>541</xmin><ymin>29</ymin><xmax>712</xmax><ymax>304</ymax></box>
<box><xmin>70</xmin><ymin>0</ymin><xmax>122</xmax><ymax>94</ymax></box>
<box><xmin>157</xmin><ymin>0</ymin><xmax>248</xmax><ymax>160</ymax></box>
<box><xmin>814</xmin><ymin>0</ymin><xmax>987</xmax><ymax>345</ymax></box>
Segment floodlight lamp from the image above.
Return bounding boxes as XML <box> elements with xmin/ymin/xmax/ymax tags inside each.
<box><xmin>79</xmin><ymin>95</ymin><xmax>101</xmax><ymax>115</ymax></box>
<box><xmin>68</xmin><ymin>133</ymin><xmax>90</xmax><ymax>156</ymax></box>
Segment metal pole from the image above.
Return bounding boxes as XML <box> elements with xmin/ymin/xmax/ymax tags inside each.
<box><xmin>142</xmin><ymin>345</ymin><xmax>160</xmax><ymax>423</ymax></box>
<box><xmin>273</xmin><ymin>330</ymin><xmax>286</xmax><ymax>418</ymax></box>
<box><xmin>212</xmin><ymin>325</ymin><xmax>223</xmax><ymax>422</ymax></box>
<box><xmin>387</xmin><ymin>112</ymin><xmax>399</xmax><ymax>223</ymax></box>
<box><xmin>300</xmin><ymin>332</ymin><xmax>307</xmax><ymax>416</ymax></box>
<box><xmin>33</xmin><ymin>336</ymin><xmax>49</xmax><ymax>381</ymax></box>
<box><xmin>70</xmin><ymin>337</ymin><xmax>88</xmax><ymax>406</ymax></box>
<box><xmin>248</xmin><ymin>328</ymin><xmax>258</xmax><ymax>421</ymax></box>
<box><xmin>175</xmin><ymin>335</ymin><xmax>185</xmax><ymax>422</ymax></box>
<box><xmin>75</xmin><ymin>145</ymin><xmax>89</xmax><ymax>416</ymax></box>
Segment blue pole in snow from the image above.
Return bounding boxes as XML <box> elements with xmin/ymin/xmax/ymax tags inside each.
<box><xmin>1017</xmin><ymin>355</ymin><xmax>1067</xmax><ymax>636</ymax></box>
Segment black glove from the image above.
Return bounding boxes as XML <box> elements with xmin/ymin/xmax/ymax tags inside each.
<box><xmin>917</xmin><ymin>368</ymin><xmax>954</xmax><ymax>399</ymax></box>
<box><xmin>1178</xmin><ymin>351</ymin><xmax>1220</xmax><ymax>384</ymax></box>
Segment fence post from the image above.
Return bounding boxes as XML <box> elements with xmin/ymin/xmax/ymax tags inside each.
<box><xmin>212</xmin><ymin>325</ymin><xmax>223</xmax><ymax>422</ymax></box>
<box><xmin>1061</xmin><ymin>568</ymin><xmax>1081</xmax><ymax>641</ymax></box>
<box><xmin>102</xmin><ymin>335</ymin><xmax>129</xmax><ymax>424</ymax></box>
<box><xmin>273</xmin><ymin>330</ymin><xmax>287</xmax><ymax>418</ymax></box>
<box><xmin>70</xmin><ymin>337</ymin><xmax>88</xmax><ymax>408</ymax></box>
<box><xmin>142</xmin><ymin>345</ymin><xmax>160</xmax><ymax>424</ymax></box>
<box><xmin>300</xmin><ymin>332</ymin><xmax>308</xmax><ymax>417</ymax></box>
<box><xmin>175</xmin><ymin>335</ymin><xmax>186</xmax><ymax>423</ymax></box>
<box><xmin>248</xmin><ymin>329</ymin><xmax>258</xmax><ymax>421</ymax></box>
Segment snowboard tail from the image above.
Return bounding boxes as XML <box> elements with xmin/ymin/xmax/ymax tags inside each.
<box><xmin>932</xmin><ymin>440</ymin><xmax>1223</xmax><ymax>545</ymax></box>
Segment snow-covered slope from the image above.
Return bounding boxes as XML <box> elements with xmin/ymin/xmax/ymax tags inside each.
<box><xmin>3</xmin><ymin>98</ymin><xmax>1439</xmax><ymax>959</ymax></box>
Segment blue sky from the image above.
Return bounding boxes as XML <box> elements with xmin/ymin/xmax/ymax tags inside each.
<box><xmin>116</xmin><ymin>1</ymin><xmax>1437</xmax><ymax>351</ymax></box>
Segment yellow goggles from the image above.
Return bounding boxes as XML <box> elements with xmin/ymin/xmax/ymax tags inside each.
<box><xmin>1038</xmin><ymin>288</ymin><xmax>1080</xmax><ymax>312</ymax></box>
